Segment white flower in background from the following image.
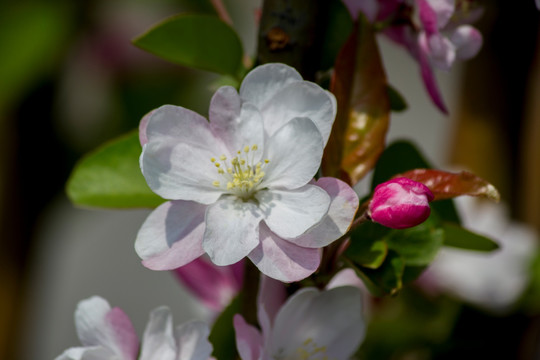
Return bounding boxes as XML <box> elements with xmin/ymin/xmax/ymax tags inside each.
<box><xmin>233</xmin><ymin>276</ymin><xmax>366</xmax><ymax>360</ymax></box>
<box><xmin>136</xmin><ymin>63</ymin><xmax>358</xmax><ymax>282</ymax></box>
<box><xmin>428</xmin><ymin>197</ymin><xmax>538</xmax><ymax>310</ymax></box>
<box><xmin>55</xmin><ymin>296</ymin><xmax>212</xmax><ymax>360</ymax></box>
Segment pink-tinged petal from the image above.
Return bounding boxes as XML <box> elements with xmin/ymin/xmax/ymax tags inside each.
<box><xmin>136</xmin><ymin>200</ymin><xmax>206</xmax><ymax>270</ymax></box>
<box><xmin>172</xmin><ymin>257</ymin><xmax>242</xmax><ymax>311</ymax></box>
<box><xmin>239</xmin><ymin>63</ymin><xmax>302</xmax><ymax>110</ymax></box>
<box><xmin>369</xmin><ymin>177</ymin><xmax>434</xmax><ymax>229</ymax></box>
<box><xmin>203</xmin><ymin>196</ymin><xmax>263</xmax><ymax>266</ymax></box>
<box><xmin>292</xmin><ymin>178</ymin><xmax>358</xmax><ymax>248</ymax></box>
<box><xmin>426</xmin><ymin>33</ymin><xmax>456</xmax><ymax>70</ymax></box>
<box><xmin>423</xmin><ymin>0</ymin><xmax>455</xmax><ymax>29</ymax></box>
<box><xmin>74</xmin><ymin>296</ymin><xmax>138</xmax><ymax>360</ymax></box>
<box><xmin>450</xmin><ymin>25</ymin><xmax>482</xmax><ymax>60</ymax></box>
<box><xmin>175</xmin><ymin>321</ymin><xmax>213</xmax><ymax>360</ymax></box>
<box><xmin>418</xmin><ymin>34</ymin><xmax>449</xmax><ymax>113</ymax></box>
<box><xmin>233</xmin><ymin>315</ymin><xmax>263</xmax><ymax>360</ymax></box>
<box><xmin>326</xmin><ymin>268</ymin><xmax>364</xmax><ymax>290</ymax></box>
<box><xmin>269</xmin><ymin>287</ymin><xmax>365</xmax><ymax>360</ymax></box>
<box><xmin>256</xmin><ymin>275</ymin><xmax>287</xmax><ymax>335</ymax></box>
<box><xmin>248</xmin><ymin>224</ymin><xmax>321</xmax><ymax>282</ymax></box>
<box><xmin>260</xmin><ymin>118</ymin><xmax>324</xmax><ymax>189</ymax></box>
<box><xmin>256</xmin><ymin>185</ymin><xmax>330</xmax><ymax>239</ymax></box>
<box><xmin>258</xmin><ymin>82</ymin><xmax>336</xmax><ymax>146</ymax></box>
<box><xmin>209</xmin><ymin>86</ymin><xmax>265</xmax><ymax>155</ymax></box>
<box><xmin>418</xmin><ymin>0</ymin><xmax>440</xmax><ymax>35</ymax></box>
<box><xmin>141</xmin><ymin>105</ymin><xmax>228</xmax><ymax>204</ymax></box>
<box><xmin>342</xmin><ymin>0</ymin><xmax>378</xmax><ymax>21</ymax></box>
<box><xmin>139</xmin><ymin>109</ymin><xmax>155</xmax><ymax>146</ymax></box>
<box><xmin>140</xmin><ymin>307</ymin><xmax>176</xmax><ymax>360</ymax></box>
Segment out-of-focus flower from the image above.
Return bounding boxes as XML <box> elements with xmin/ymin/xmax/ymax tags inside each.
<box><xmin>172</xmin><ymin>257</ymin><xmax>244</xmax><ymax>312</ymax></box>
<box><xmin>425</xmin><ymin>197</ymin><xmax>538</xmax><ymax>311</ymax></box>
<box><xmin>233</xmin><ymin>276</ymin><xmax>366</xmax><ymax>360</ymax></box>
<box><xmin>55</xmin><ymin>296</ymin><xmax>212</xmax><ymax>360</ymax></box>
<box><xmin>368</xmin><ymin>177</ymin><xmax>434</xmax><ymax>229</ymax></box>
<box><xmin>136</xmin><ymin>63</ymin><xmax>358</xmax><ymax>282</ymax></box>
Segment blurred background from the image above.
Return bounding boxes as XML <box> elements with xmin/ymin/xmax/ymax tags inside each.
<box><xmin>0</xmin><ymin>0</ymin><xmax>539</xmax><ymax>359</ymax></box>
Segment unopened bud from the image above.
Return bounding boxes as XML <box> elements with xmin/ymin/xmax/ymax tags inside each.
<box><xmin>368</xmin><ymin>177</ymin><xmax>434</xmax><ymax>229</ymax></box>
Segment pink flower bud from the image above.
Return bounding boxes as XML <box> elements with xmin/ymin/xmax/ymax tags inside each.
<box><xmin>368</xmin><ymin>177</ymin><xmax>434</xmax><ymax>229</ymax></box>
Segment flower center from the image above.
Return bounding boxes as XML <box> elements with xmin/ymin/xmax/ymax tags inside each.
<box><xmin>275</xmin><ymin>338</ymin><xmax>333</xmax><ymax>360</ymax></box>
<box><xmin>210</xmin><ymin>144</ymin><xmax>269</xmax><ymax>199</ymax></box>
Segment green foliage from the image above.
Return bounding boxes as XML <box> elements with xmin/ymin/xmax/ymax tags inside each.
<box><xmin>133</xmin><ymin>14</ymin><xmax>244</xmax><ymax>78</ymax></box>
<box><xmin>442</xmin><ymin>221</ymin><xmax>499</xmax><ymax>251</ymax></box>
<box><xmin>345</xmin><ymin>222</ymin><xmax>389</xmax><ymax>269</ymax></box>
<box><xmin>66</xmin><ymin>131</ymin><xmax>164</xmax><ymax>208</ymax></box>
<box><xmin>386</xmin><ymin>84</ymin><xmax>408</xmax><ymax>112</ymax></box>
<box><xmin>353</xmin><ymin>251</ymin><xmax>405</xmax><ymax>297</ymax></box>
<box><xmin>209</xmin><ymin>296</ymin><xmax>241</xmax><ymax>360</ymax></box>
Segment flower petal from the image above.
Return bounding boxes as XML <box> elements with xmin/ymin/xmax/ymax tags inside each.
<box><xmin>233</xmin><ymin>315</ymin><xmax>264</xmax><ymax>360</ymax></box>
<box><xmin>141</xmin><ymin>104</ymin><xmax>228</xmax><ymax>203</ymax></box>
<box><xmin>269</xmin><ymin>287</ymin><xmax>365</xmax><ymax>360</ymax></box>
<box><xmin>256</xmin><ymin>185</ymin><xmax>330</xmax><ymax>239</ymax></box>
<box><xmin>418</xmin><ymin>35</ymin><xmax>449</xmax><ymax>113</ymax></box>
<box><xmin>209</xmin><ymin>86</ymin><xmax>265</xmax><ymax>155</ymax></box>
<box><xmin>450</xmin><ymin>25</ymin><xmax>482</xmax><ymax>60</ymax></box>
<box><xmin>342</xmin><ymin>0</ymin><xmax>379</xmax><ymax>21</ymax></box>
<box><xmin>74</xmin><ymin>296</ymin><xmax>139</xmax><ymax>360</ymax></box>
<box><xmin>203</xmin><ymin>196</ymin><xmax>262</xmax><ymax>266</ymax></box>
<box><xmin>248</xmin><ymin>224</ymin><xmax>321</xmax><ymax>282</ymax></box>
<box><xmin>239</xmin><ymin>63</ymin><xmax>302</xmax><ymax>110</ymax></box>
<box><xmin>261</xmin><ymin>117</ymin><xmax>324</xmax><ymax>189</ymax></box>
<box><xmin>172</xmin><ymin>257</ymin><xmax>242</xmax><ymax>311</ymax></box>
<box><xmin>257</xmin><ymin>81</ymin><xmax>336</xmax><ymax>146</ymax></box>
<box><xmin>175</xmin><ymin>321</ymin><xmax>213</xmax><ymax>360</ymax></box>
<box><xmin>139</xmin><ymin>109</ymin><xmax>156</xmax><ymax>146</ymax></box>
<box><xmin>424</xmin><ymin>32</ymin><xmax>456</xmax><ymax>71</ymax></box>
<box><xmin>292</xmin><ymin>178</ymin><xmax>358</xmax><ymax>248</ymax></box>
<box><xmin>135</xmin><ymin>200</ymin><xmax>206</xmax><ymax>270</ymax></box>
<box><xmin>140</xmin><ymin>307</ymin><xmax>176</xmax><ymax>360</ymax></box>
<box><xmin>256</xmin><ymin>275</ymin><xmax>287</xmax><ymax>336</ymax></box>
<box><xmin>423</xmin><ymin>0</ymin><xmax>455</xmax><ymax>29</ymax></box>
<box><xmin>55</xmin><ymin>346</ymin><xmax>113</xmax><ymax>360</ymax></box>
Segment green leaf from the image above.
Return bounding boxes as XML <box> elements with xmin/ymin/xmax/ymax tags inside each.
<box><xmin>386</xmin><ymin>215</ymin><xmax>444</xmax><ymax>266</ymax></box>
<box><xmin>351</xmin><ymin>251</ymin><xmax>405</xmax><ymax>296</ymax></box>
<box><xmin>386</xmin><ymin>84</ymin><xmax>408</xmax><ymax>112</ymax></box>
<box><xmin>319</xmin><ymin>0</ymin><xmax>354</xmax><ymax>70</ymax></box>
<box><xmin>442</xmin><ymin>221</ymin><xmax>499</xmax><ymax>252</ymax></box>
<box><xmin>209</xmin><ymin>295</ymin><xmax>240</xmax><ymax>360</ymax></box>
<box><xmin>133</xmin><ymin>14</ymin><xmax>243</xmax><ymax>77</ymax></box>
<box><xmin>66</xmin><ymin>131</ymin><xmax>164</xmax><ymax>208</ymax></box>
<box><xmin>346</xmin><ymin>221</ymin><xmax>389</xmax><ymax>268</ymax></box>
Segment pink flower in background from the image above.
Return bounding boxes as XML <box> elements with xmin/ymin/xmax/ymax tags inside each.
<box><xmin>172</xmin><ymin>257</ymin><xmax>244</xmax><ymax>312</ymax></box>
<box><xmin>55</xmin><ymin>296</ymin><xmax>212</xmax><ymax>360</ymax></box>
<box><xmin>136</xmin><ymin>63</ymin><xmax>358</xmax><ymax>282</ymax></box>
<box><xmin>233</xmin><ymin>277</ymin><xmax>366</xmax><ymax>360</ymax></box>
<box><xmin>369</xmin><ymin>177</ymin><xmax>434</xmax><ymax>229</ymax></box>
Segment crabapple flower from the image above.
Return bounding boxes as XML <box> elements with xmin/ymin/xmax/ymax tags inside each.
<box><xmin>233</xmin><ymin>276</ymin><xmax>365</xmax><ymax>360</ymax></box>
<box><xmin>136</xmin><ymin>63</ymin><xmax>359</xmax><ymax>282</ymax></box>
<box><xmin>55</xmin><ymin>296</ymin><xmax>212</xmax><ymax>360</ymax></box>
<box><xmin>172</xmin><ymin>257</ymin><xmax>243</xmax><ymax>312</ymax></box>
<box><xmin>368</xmin><ymin>177</ymin><xmax>434</xmax><ymax>229</ymax></box>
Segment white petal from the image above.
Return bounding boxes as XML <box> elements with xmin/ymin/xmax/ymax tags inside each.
<box><xmin>292</xmin><ymin>178</ymin><xmax>358</xmax><ymax>248</ymax></box>
<box><xmin>450</xmin><ymin>25</ymin><xmax>482</xmax><ymax>60</ymax></box>
<box><xmin>256</xmin><ymin>185</ymin><xmax>330</xmax><ymax>239</ymax></box>
<box><xmin>249</xmin><ymin>225</ymin><xmax>321</xmax><ymax>282</ymax></box>
<box><xmin>175</xmin><ymin>321</ymin><xmax>213</xmax><ymax>360</ymax></box>
<box><xmin>233</xmin><ymin>315</ymin><xmax>263</xmax><ymax>360</ymax></box>
<box><xmin>426</xmin><ymin>33</ymin><xmax>456</xmax><ymax>71</ymax></box>
<box><xmin>74</xmin><ymin>297</ymin><xmax>139</xmax><ymax>360</ymax></box>
<box><xmin>209</xmin><ymin>86</ymin><xmax>265</xmax><ymax>155</ymax></box>
<box><xmin>54</xmin><ymin>346</ymin><xmax>113</xmax><ymax>360</ymax></box>
<box><xmin>239</xmin><ymin>63</ymin><xmax>302</xmax><ymax>110</ymax></box>
<box><xmin>261</xmin><ymin>118</ymin><xmax>324</xmax><ymax>189</ymax></box>
<box><xmin>258</xmin><ymin>81</ymin><xmax>336</xmax><ymax>146</ymax></box>
<box><xmin>269</xmin><ymin>287</ymin><xmax>365</xmax><ymax>360</ymax></box>
<box><xmin>140</xmin><ymin>307</ymin><xmax>177</xmax><ymax>360</ymax></box>
<box><xmin>135</xmin><ymin>201</ymin><xmax>206</xmax><ymax>270</ymax></box>
<box><xmin>203</xmin><ymin>196</ymin><xmax>262</xmax><ymax>265</ymax></box>
<box><xmin>141</xmin><ymin>105</ymin><xmax>228</xmax><ymax>203</ymax></box>
<box><xmin>426</xmin><ymin>0</ymin><xmax>455</xmax><ymax>28</ymax></box>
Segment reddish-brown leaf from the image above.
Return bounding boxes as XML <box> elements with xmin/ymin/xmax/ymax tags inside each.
<box><xmin>322</xmin><ymin>15</ymin><xmax>390</xmax><ymax>185</ymax></box>
<box><xmin>396</xmin><ymin>169</ymin><xmax>501</xmax><ymax>202</ymax></box>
